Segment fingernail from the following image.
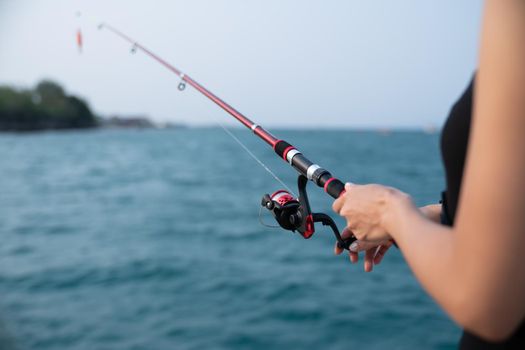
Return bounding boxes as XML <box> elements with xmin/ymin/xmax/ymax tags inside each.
<box><xmin>349</xmin><ymin>242</ymin><xmax>359</xmax><ymax>252</ymax></box>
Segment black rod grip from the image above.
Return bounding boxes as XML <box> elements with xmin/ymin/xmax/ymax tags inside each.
<box><xmin>325</xmin><ymin>178</ymin><xmax>346</xmax><ymax>199</ymax></box>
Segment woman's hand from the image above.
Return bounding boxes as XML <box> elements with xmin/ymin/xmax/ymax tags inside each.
<box><xmin>332</xmin><ymin>183</ymin><xmax>412</xmax><ymax>242</ymax></box>
<box><xmin>333</xmin><ymin>202</ymin><xmax>440</xmax><ymax>272</ymax></box>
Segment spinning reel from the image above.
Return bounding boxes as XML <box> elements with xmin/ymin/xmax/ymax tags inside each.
<box><xmin>261</xmin><ymin>175</ymin><xmax>356</xmax><ymax>250</ymax></box>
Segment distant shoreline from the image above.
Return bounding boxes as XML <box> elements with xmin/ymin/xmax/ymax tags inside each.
<box><xmin>0</xmin><ymin>81</ymin><xmax>439</xmax><ymax>135</ymax></box>
<box><xmin>0</xmin><ymin>125</ymin><xmax>439</xmax><ymax>135</ymax></box>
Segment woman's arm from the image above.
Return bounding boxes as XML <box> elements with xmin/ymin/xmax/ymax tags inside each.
<box><xmin>334</xmin><ymin>0</ymin><xmax>525</xmax><ymax>341</ymax></box>
<box><xmin>450</xmin><ymin>0</ymin><xmax>525</xmax><ymax>338</ymax></box>
<box><xmin>389</xmin><ymin>0</ymin><xmax>525</xmax><ymax>340</ymax></box>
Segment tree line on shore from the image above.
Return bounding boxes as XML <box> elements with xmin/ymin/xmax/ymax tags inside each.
<box><xmin>0</xmin><ymin>80</ymin><xmax>98</xmax><ymax>131</ymax></box>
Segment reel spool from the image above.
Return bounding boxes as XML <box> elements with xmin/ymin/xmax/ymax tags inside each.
<box><xmin>261</xmin><ymin>190</ymin><xmax>301</xmax><ymax>232</ymax></box>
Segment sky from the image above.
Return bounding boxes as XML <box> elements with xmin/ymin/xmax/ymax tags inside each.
<box><xmin>0</xmin><ymin>0</ymin><xmax>483</xmax><ymax>128</ymax></box>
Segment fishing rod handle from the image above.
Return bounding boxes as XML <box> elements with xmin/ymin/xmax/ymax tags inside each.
<box><xmin>324</xmin><ymin>178</ymin><xmax>346</xmax><ymax>199</ymax></box>
<box><xmin>273</xmin><ymin>140</ymin><xmax>346</xmax><ymax>199</ymax></box>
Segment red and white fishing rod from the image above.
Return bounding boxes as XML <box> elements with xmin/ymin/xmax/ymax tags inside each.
<box><xmin>99</xmin><ymin>23</ymin><xmax>346</xmax><ymax>198</ymax></box>
<box><xmin>95</xmin><ymin>21</ymin><xmax>354</xmax><ymax>248</ymax></box>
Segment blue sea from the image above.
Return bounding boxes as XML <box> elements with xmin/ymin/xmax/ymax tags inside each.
<box><xmin>0</xmin><ymin>129</ymin><xmax>460</xmax><ymax>349</ymax></box>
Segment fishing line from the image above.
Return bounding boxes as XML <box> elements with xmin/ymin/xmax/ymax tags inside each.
<box><xmin>217</xmin><ymin>123</ymin><xmax>296</xmax><ymax>196</ymax></box>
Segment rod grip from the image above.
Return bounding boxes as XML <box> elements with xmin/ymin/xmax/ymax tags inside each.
<box><xmin>325</xmin><ymin>178</ymin><xmax>346</xmax><ymax>199</ymax></box>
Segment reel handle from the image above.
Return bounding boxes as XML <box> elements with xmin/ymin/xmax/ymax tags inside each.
<box><xmin>336</xmin><ymin>232</ymin><xmax>357</xmax><ymax>250</ymax></box>
<box><xmin>312</xmin><ymin>213</ymin><xmax>356</xmax><ymax>251</ymax></box>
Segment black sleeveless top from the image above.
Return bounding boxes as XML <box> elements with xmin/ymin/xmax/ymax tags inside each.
<box><xmin>441</xmin><ymin>77</ymin><xmax>525</xmax><ymax>349</ymax></box>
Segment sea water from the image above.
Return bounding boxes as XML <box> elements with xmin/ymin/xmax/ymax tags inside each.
<box><xmin>0</xmin><ymin>129</ymin><xmax>460</xmax><ymax>349</ymax></box>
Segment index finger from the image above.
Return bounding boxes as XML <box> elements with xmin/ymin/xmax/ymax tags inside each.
<box><xmin>331</xmin><ymin>182</ymin><xmax>353</xmax><ymax>214</ymax></box>
<box><xmin>332</xmin><ymin>194</ymin><xmax>345</xmax><ymax>214</ymax></box>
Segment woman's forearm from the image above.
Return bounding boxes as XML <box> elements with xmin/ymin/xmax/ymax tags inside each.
<box><xmin>385</xmin><ymin>194</ymin><xmax>463</xmax><ymax>323</ymax></box>
<box><xmin>385</xmin><ymin>190</ymin><xmax>523</xmax><ymax>341</ymax></box>
<box><xmin>386</xmin><ymin>194</ymin><xmax>516</xmax><ymax>340</ymax></box>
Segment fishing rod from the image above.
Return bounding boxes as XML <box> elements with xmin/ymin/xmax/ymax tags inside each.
<box><xmin>92</xmin><ymin>21</ymin><xmax>355</xmax><ymax>250</ymax></box>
